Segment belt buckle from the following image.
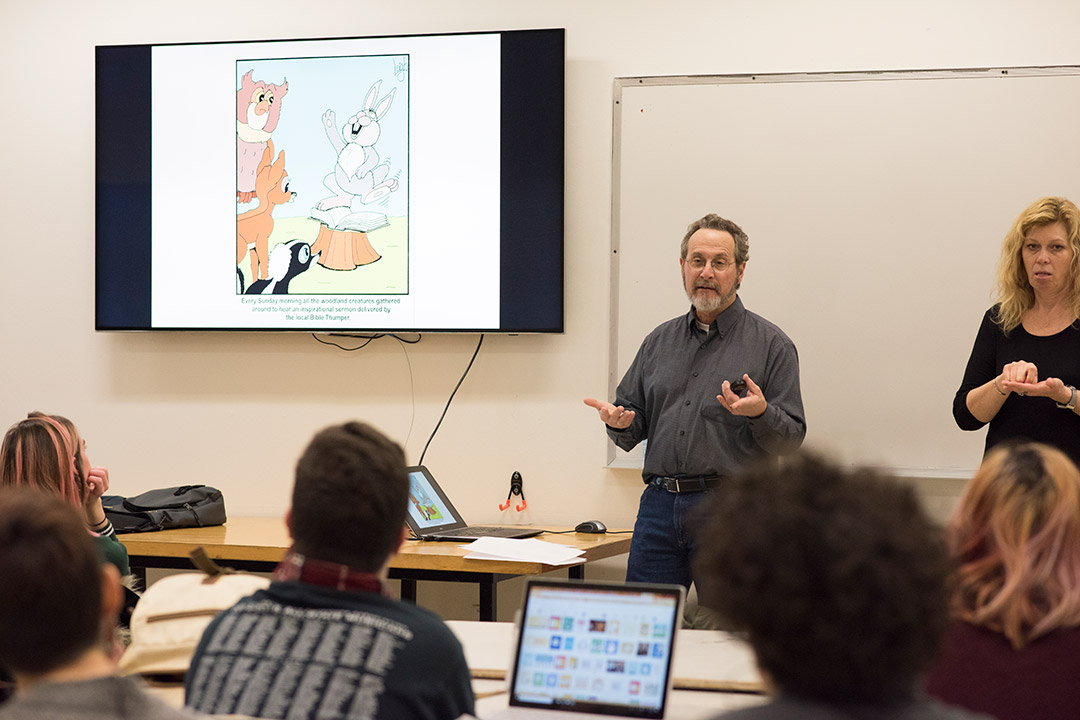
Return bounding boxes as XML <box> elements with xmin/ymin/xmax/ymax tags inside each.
<box><xmin>655</xmin><ymin>475</ymin><xmax>714</xmax><ymax>493</ymax></box>
<box><xmin>674</xmin><ymin>477</ymin><xmax>701</xmax><ymax>493</ymax></box>
<box><xmin>654</xmin><ymin>476</ymin><xmax>692</xmax><ymax>493</ymax></box>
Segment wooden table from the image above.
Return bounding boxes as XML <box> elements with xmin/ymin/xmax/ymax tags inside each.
<box><xmin>119</xmin><ymin>517</ymin><xmax>633</xmax><ymax>621</ymax></box>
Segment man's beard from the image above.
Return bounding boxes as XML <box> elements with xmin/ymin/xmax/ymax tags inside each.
<box><xmin>687</xmin><ymin>283</ymin><xmax>734</xmax><ymax>316</ymax></box>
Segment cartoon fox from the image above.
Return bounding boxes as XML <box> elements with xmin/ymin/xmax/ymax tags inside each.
<box><xmin>237</xmin><ymin>144</ymin><xmax>296</xmax><ymax>282</ymax></box>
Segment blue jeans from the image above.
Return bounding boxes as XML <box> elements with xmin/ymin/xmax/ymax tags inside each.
<box><xmin>625</xmin><ymin>483</ymin><xmax>710</xmax><ymax>589</ymax></box>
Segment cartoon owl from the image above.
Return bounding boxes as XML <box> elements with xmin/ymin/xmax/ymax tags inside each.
<box><xmin>236</xmin><ymin>70</ymin><xmax>288</xmax><ymax>203</ymax></box>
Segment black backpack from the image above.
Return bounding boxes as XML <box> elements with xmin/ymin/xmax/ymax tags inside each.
<box><xmin>102</xmin><ymin>485</ymin><xmax>226</xmax><ymax>533</ymax></box>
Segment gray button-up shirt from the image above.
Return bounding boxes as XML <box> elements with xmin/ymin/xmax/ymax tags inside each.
<box><xmin>610</xmin><ymin>297</ymin><xmax>806</xmax><ymax>482</ymax></box>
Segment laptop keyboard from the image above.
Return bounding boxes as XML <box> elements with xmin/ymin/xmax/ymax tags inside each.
<box><xmin>443</xmin><ymin>526</ymin><xmax>508</xmax><ymax>536</ymax></box>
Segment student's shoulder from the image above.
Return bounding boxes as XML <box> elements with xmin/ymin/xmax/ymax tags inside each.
<box><xmin>381</xmin><ymin>596</ymin><xmax>465</xmax><ymax>642</ymax></box>
<box><xmin>277</xmin><ymin>583</ymin><xmax>463</xmax><ymax>644</ymax></box>
<box><xmin>712</xmin><ymin>696</ymin><xmax>994</xmax><ymax>720</ymax></box>
<box><xmin>0</xmin><ymin>675</ymin><xmax>200</xmax><ymax>720</ymax></box>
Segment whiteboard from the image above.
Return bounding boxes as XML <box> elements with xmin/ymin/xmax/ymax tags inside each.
<box><xmin>610</xmin><ymin>68</ymin><xmax>1080</xmax><ymax>477</ymax></box>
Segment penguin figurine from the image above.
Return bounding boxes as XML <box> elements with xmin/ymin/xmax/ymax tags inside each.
<box><xmin>245</xmin><ymin>239</ymin><xmax>317</xmax><ymax>295</ymax></box>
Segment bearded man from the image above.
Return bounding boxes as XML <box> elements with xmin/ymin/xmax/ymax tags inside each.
<box><xmin>585</xmin><ymin>213</ymin><xmax>806</xmax><ymax>589</ymax></box>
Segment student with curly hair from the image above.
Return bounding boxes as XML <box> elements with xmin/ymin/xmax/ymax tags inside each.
<box><xmin>693</xmin><ymin>452</ymin><xmax>989</xmax><ymax>719</ymax></box>
<box><xmin>924</xmin><ymin>442</ymin><xmax>1080</xmax><ymax>719</ymax></box>
<box><xmin>0</xmin><ymin>413</ymin><xmax>128</xmax><ymax>575</ymax></box>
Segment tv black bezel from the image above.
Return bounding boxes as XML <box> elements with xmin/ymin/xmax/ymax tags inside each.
<box><xmin>95</xmin><ymin>28</ymin><xmax>564</xmax><ymax>333</ymax></box>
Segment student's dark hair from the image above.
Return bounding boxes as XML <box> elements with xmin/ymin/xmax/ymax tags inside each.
<box><xmin>693</xmin><ymin>452</ymin><xmax>951</xmax><ymax>702</ymax></box>
<box><xmin>0</xmin><ymin>489</ymin><xmax>103</xmax><ymax>675</ymax></box>
<box><xmin>290</xmin><ymin>421</ymin><xmax>408</xmax><ymax>572</ymax></box>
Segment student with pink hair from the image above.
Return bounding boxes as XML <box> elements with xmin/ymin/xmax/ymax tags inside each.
<box><xmin>0</xmin><ymin>413</ymin><xmax>129</xmax><ymax>575</ymax></box>
<box><xmin>924</xmin><ymin>441</ymin><xmax>1080</xmax><ymax>719</ymax></box>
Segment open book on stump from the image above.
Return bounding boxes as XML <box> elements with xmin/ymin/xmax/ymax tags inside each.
<box><xmin>311</xmin><ymin>207</ymin><xmax>389</xmax><ymax>234</ymax></box>
<box><xmin>309</xmin><ymin>207</ymin><xmax>384</xmax><ymax>271</ymax></box>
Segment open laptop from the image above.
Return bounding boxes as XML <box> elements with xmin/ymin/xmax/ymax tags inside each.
<box><xmin>492</xmin><ymin>578</ymin><xmax>685</xmax><ymax>720</ymax></box>
<box><xmin>405</xmin><ymin>465</ymin><xmax>543</xmax><ymax>541</ymax></box>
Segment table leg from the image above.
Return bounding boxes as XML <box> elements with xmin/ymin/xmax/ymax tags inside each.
<box><xmin>386</xmin><ymin>569</ymin><xmax>513</xmax><ymax>621</ymax></box>
<box><xmin>400</xmin><ymin>578</ymin><xmax>417</xmax><ymax>604</ymax></box>
<box><xmin>129</xmin><ymin>564</ymin><xmax>148</xmax><ymax>589</ymax></box>
<box><xmin>569</xmin><ymin>564</ymin><xmax>585</xmax><ymax>580</ymax></box>
<box><xmin>479</xmin><ymin>578</ymin><xmax>497</xmax><ymax>622</ymax></box>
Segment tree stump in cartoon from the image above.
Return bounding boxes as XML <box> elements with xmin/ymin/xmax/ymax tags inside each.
<box><xmin>310</xmin><ymin>224</ymin><xmax>380</xmax><ymax>270</ymax></box>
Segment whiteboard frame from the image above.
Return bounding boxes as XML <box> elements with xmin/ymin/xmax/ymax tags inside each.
<box><xmin>609</xmin><ymin>66</ymin><xmax>1080</xmax><ymax>477</ymax></box>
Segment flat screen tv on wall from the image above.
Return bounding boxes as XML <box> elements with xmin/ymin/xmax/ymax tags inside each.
<box><xmin>96</xmin><ymin>28</ymin><xmax>564</xmax><ymax>333</ymax></box>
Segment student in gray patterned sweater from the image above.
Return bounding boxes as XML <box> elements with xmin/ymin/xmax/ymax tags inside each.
<box><xmin>0</xmin><ymin>490</ymin><xmax>197</xmax><ymax>720</ymax></box>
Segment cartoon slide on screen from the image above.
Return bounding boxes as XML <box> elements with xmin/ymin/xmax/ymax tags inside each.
<box><xmin>409</xmin><ymin>480</ymin><xmax>444</xmax><ymax>522</ymax></box>
<box><xmin>234</xmin><ymin>55</ymin><xmax>409</xmax><ymax>296</ymax></box>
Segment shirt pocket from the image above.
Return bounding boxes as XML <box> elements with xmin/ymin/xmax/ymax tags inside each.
<box><xmin>699</xmin><ymin>399</ymin><xmax>745</xmax><ymax>427</ymax></box>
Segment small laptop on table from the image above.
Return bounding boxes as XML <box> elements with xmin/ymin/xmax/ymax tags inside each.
<box><xmin>405</xmin><ymin>465</ymin><xmax>542</xmax><ymax>541</ymax></box>
<box><xmin>492</xmin><ymin>578</ymin><xmax>685</xmax><ymax>719</ymax></box>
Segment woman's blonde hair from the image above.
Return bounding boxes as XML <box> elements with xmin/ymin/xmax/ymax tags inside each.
<box><xmin>994</xmin><ymin>196</ymin><xmax>1080</xmax><ymax>333</ymax></box>
<box><xmin>949</xmin><ymin>442</ymin><xmax>1080</xmax><ymax>648</ymax></box>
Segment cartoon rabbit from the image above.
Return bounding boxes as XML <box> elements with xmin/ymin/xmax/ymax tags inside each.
<box><xmin>316</xmin><ymin>80</ymin><xmax>398</xmax><ymax>211</ymax></box>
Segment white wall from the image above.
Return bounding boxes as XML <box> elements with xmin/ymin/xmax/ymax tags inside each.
<box><xmin>3</xmin><ymin>0</ymin><xmax>1076</xmax><ymax>615</ymax></box>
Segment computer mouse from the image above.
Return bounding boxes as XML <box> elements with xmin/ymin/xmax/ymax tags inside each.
<box><xmin>575</xmin><ymin>520</ymin><xmax>607</xmax><ymax>534</ymax></box>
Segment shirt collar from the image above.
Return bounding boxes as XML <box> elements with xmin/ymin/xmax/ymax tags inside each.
<box><xmin>273</xmin><ymin>547</ymin><xmax>386</xmax><ymax>595</ymax></box>
<box><xmin>683</xmin><ymin>296</ymin><xmax>745</xmax><ymax>338</ymax></box>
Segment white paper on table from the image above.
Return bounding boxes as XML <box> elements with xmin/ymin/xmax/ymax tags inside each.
<box><xmin>462</xmin><ymin>536</ymin><xmax>586</xmax><ymax>565</ymax></box>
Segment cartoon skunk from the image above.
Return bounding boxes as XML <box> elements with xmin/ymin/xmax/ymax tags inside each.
<box><xmin>245</xmin><ymin>240</ymin><xmax>318</xmax><ymax>295</ymax></box>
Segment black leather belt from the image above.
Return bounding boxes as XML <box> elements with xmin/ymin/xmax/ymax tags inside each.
<box><xmin>650</xmin><ymin>475</ymin><xmax>722</xmax><ymax>493</ymax></box>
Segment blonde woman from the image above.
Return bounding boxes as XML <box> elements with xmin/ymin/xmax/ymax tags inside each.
<box><xmin>925</xmin><ymin>442</ymin><xmax>1080</xmax><ymax>719</ymax></box>
<box><xmin>953</xmin><ymin>196</ymin><xmax>1080</xmax><ymax>467</ymax></box>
